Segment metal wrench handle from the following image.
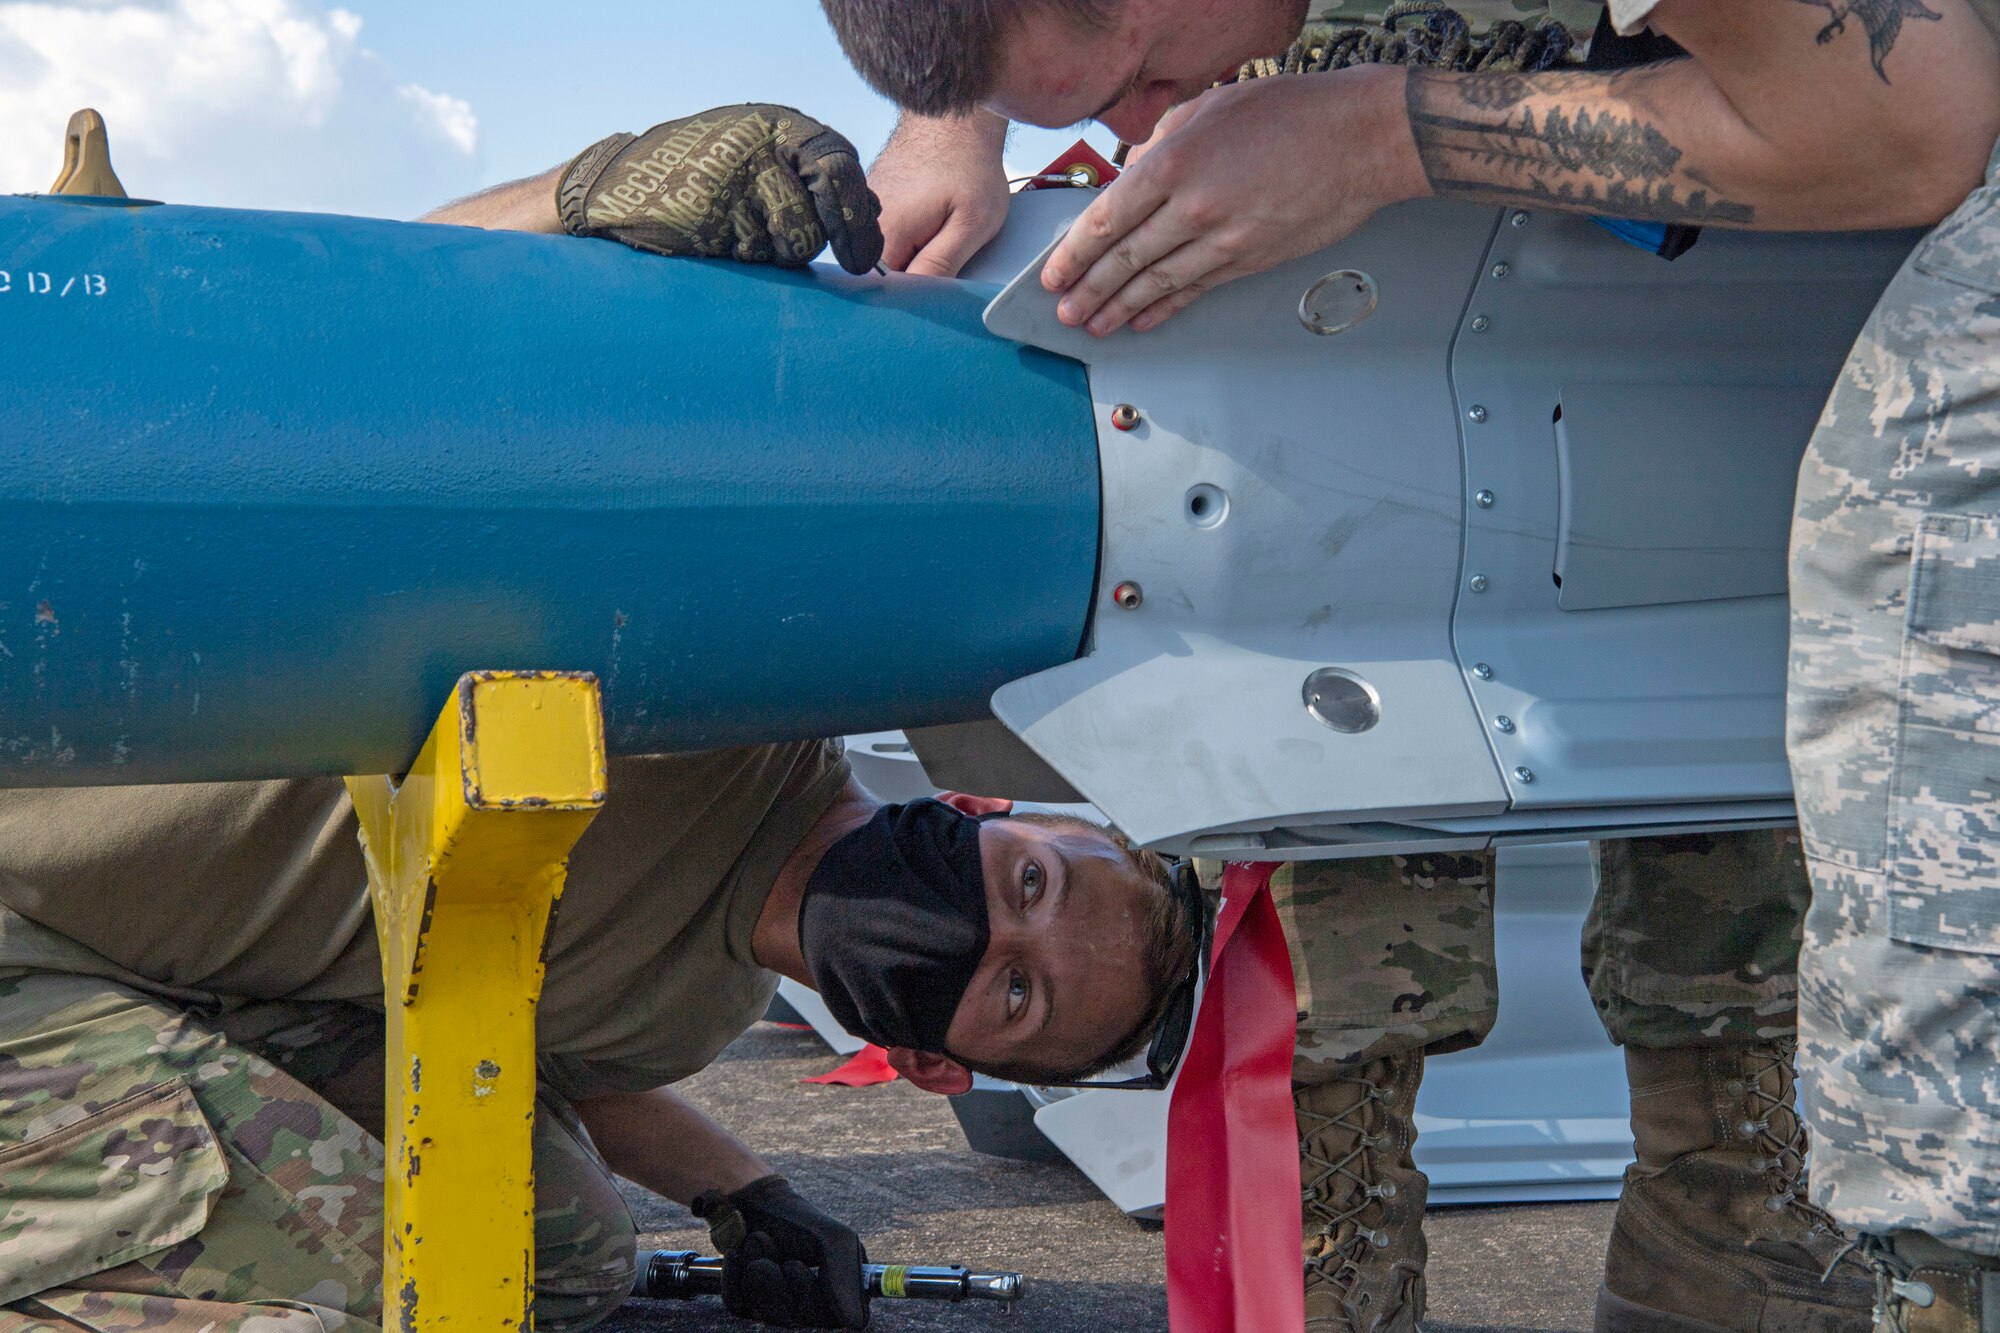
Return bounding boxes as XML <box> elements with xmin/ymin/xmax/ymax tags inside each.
<box><xmin>634</xmin><ymin>1249</ymin><xmax>1026</xmax><ymax>1309</ymax></box>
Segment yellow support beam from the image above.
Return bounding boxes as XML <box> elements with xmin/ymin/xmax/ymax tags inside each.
<box><xmin>347</xmin><ymin>671</ymin><xmax>607</xmax><ymax>1333</ymax></box>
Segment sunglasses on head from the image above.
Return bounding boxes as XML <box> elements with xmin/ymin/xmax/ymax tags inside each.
<box><xmin>1033</xmin><ymin>859</ymin><xmax>1213</xmax><ymax>1091</ymax></box>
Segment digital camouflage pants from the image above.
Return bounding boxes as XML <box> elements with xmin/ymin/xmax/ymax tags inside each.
<box><xmin>0</xmin><ymin>972</ymin><xmax>636</xmax><ymax>1333</ymax></box>
<box><xmin>1271</xmin><ymin>828</ymin><xmax>1811</xmax><ymax>1086</ymax></box>
<box><xmin>1787</xmin><ymin>133</ymin><xmax>2000</xmax><ymax>1255</ymax></box>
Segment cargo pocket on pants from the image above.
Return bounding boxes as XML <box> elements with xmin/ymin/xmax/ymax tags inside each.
<box><xmin>1887</xmin><ymin>514</ymin><xmax>2000</xmax><ymax>953</ymax></box>
<box><xmin>0</xmin><ymin>1078</ymin><xmax>229</xmax><ymax>1304</ymax></box>
<box><xmin>1910</xmin><ymin>141</ymin><xmax>2000</xmax><ymax>297</ymax></box>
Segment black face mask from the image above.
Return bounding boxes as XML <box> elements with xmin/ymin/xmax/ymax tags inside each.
<box><xmin>797</xmin><ymin>799</ymin><xmax>991</xmax><ymax>1053</ymax></box>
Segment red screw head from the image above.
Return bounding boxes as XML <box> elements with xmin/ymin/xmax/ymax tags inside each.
<box><xmin>1110</xmin><ymin>404</ymin><xmax>1140</xmax><ymax>432</ymax></box>
<box><xmin>1112</xmin><ymin>581</ymin><xmax>1143</xmax><ymax>610</ymax></box>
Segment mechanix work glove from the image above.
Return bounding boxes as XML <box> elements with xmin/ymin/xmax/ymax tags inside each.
<box><xmin>556</xmin><ymin>105</ymin><xmax>884</xmax><ymax>274</ymax></box>
<box><xmin>693</xmin><ymin>1174</ymin><xmax>869</xmax><ymax>1329</ymax></box>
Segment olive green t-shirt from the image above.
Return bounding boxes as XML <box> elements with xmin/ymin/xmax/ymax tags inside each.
<box><xmin>0</xmin><ymin>740</ymin><xmax>849</xmax><ymax>1101</ymax></box>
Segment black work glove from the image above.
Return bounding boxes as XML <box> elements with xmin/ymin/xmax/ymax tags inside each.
<box><xmin>556</xmin><ymin>104</ymin><xmax>883</xmax><ymax>274</ymax></box>
<box><xmin>693</xmin><ymin>1174</ymin><xmax>868</xmax><ymax>1329</ymax></box>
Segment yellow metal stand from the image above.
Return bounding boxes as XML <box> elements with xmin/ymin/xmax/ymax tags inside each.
<box><xmin>347</xmin><ymin>671</ymin><xmax>607</xmax><ymax>1333</ymax></box>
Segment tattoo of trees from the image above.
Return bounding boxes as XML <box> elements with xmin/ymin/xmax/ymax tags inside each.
<box><xmin>1405</xmin><ymin>71</ymin><xmax>1757</xmax><ymax>225</ymax></box>
<box><xmin>1794</xmin><ymin>0</ymin><xmax>1942</xmax><ymax>83</ymax></box>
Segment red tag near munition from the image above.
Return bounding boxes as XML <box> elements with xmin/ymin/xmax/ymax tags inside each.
<box><xmin>1020</xmin><ymin>139</ymin><xmax>1122</xmax><ymax>191</ymax></box>
<box><xmin>1166</xmin><ymin>862</ymin><xmax>1304</xmax><ymax>1332</ymax></box>
<box><xmin>802</xmin><ymin>1044</ymin><xmax>900</xmax><ymax>1087</ymax></box>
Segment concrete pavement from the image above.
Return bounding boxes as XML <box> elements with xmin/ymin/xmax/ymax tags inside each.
<box><xmin>601</xmin><ymin>1023</ymin><xmax>1617</xmax><ymax>1333</ymax></box>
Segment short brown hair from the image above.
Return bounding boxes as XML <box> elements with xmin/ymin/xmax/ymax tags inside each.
<box><xmin>967</xmin><ymin>813</ymin><xmax>1201</xmax><ymax>1086</ymax></box>
<box><xmin>819</xmin><ymin>0</ymin><xmax>1121</xmax><ymax>117</ymax></box>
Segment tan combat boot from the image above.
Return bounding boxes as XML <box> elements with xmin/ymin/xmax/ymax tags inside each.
<box><xmin>1598</xmin><ymin>1040</ymin><xmax>1874</xmax><ymax>1333</ymax></box>
<box><xmin>1864</xmin><ymin>1232</ymin><xmax>2000</xmax><ymax>1333</ymax></box>
<box><xmin>1298</xmin><ymin>1050</ymin><xmax>1429</xmax><ymax>1333</ymax></box>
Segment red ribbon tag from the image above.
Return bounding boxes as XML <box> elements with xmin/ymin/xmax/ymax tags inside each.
<box><xmin>1166</xmin><ymin>861</ymin><xmax>1303</xmax><ymax>1331</ymax></box>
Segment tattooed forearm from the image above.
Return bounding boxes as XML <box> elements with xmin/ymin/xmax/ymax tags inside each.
<box><xmin>1405</xmin><ymin>69</ymin><xmax>1757</xmax><ymax>225</ymax></box>
<box><xmin>1794</xmin><ymin>0</ymin><xmax>1942</xmax><ymax>83</ymax></box>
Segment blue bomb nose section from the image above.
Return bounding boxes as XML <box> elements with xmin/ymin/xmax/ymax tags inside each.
<box><xmin>0</xmin><ymin>197</ymin><xmax>1100</xmax><ymax>784</ymax></box>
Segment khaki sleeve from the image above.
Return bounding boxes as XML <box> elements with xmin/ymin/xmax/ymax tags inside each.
<box><xmin>537</xmin><ymin>1051</ymin><xmax>695</xmax><ymax>1103</ymax></box>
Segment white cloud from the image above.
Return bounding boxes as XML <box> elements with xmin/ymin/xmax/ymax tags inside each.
<box><xmin>0</xmin><ymin>0</ymin><xmax>482</xmax><ymax>218</ymax></box>
<box><xmin>398</xmin><ymin>83</ymin><xmax>475</xmax><ymax>156</ymax></box>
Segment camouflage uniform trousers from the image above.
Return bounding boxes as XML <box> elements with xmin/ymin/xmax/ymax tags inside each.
<box><xmin>1275</xmin><ymin>829</ymin><xmax>1811</xmax><ymax>1086</ymax></box>
<box><xmin>1787</xmin><ymin>131</ymin><xmax>2000</xmax><ymax>1255</ymax></box>
<box><xmin>0</xmin><ymin>972</ymin><xmax>637</xmax><ymax>1333</ymax></box>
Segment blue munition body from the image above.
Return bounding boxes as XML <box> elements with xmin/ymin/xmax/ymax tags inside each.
<box><xmin>0</xmin><ymin>196</ymin><xmax>1100</xmax><ymax>784</ymax></box>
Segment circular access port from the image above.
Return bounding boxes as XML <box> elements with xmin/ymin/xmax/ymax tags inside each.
<box><xmin>1185</xmin><ymin>484</ymin><xmax>1229</xmax><ymax>529</ymax></box>
<box><xmin>1302</xmin><ymin>668</ymin><xmax>1382</xmax><ymax>734</ymax></box>
<box><xmin>1299</xmin><ymin>270</ymin><xmax>1378</xmax><ymax>336</ymax></box>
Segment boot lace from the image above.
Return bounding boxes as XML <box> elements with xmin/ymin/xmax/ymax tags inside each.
<box><xmin>1734</xmin><ymin>1038</ymin><xmax>1844</xmax><ymax>1239</ymax></box>
<box><xmin>1857</xmin><ymin>1235</ymin><xmax>1938</xmax><ymax>1332</ymax></box>
<box><xmin>1245</xmin><ymin>0</ymin><xmax>1581</xmax><ymax>78</ymax></box>
<box><xmin>1299</xmin><ymin>1067</ymin><xmax>1399</xmax><ymax>1290</ymax></box>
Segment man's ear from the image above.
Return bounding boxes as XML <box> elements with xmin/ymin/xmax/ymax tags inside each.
<box><xmin>885</xmin><ymin>1046</ymin><xmax>974</xmax><ymax>1095</ymax></box>
<box><xmin>936</xmin><ymin>791</ymin><xmax>1013</xmax><ymax>818</ymax></box>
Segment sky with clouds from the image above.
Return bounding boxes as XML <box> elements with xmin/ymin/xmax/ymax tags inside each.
<box><xmin>0</xmin><ymin>0</ymin><xmax>1118</xmax><ymax>218</ymax></box>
